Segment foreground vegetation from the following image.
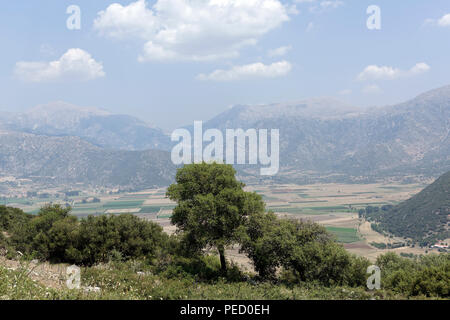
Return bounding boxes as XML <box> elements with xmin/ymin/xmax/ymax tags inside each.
<box><xmin>1</xmin><ymin>163</ymin><xmax>449</xmax><ymax>300</ymax></box>
<box><xmin>1</xmin><ymin>254</ymin><xmax>447</xmax><ymax>300</ymax></box>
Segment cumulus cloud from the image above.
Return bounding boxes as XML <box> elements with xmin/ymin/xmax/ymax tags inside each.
<box><xmin>410</xmin><ymin>62</ymin><xmax>431</xmax><ymax>75</ymax></box>
<box><xmin>94</xmin><ymin>0</ymin><xmax>290</xmax><ymax>62</ymax></box>
<box><xmin>357</xmin><ymin>63</ymin><xmax>430</xmax><ymax>81</ymax></box>
<box><xmin>268</xmin><ymin>46</ymin><xmax>292</xmax><ymax>57</ymax></box>
<box><xmin>438</xmin><ymin>13</ymin><xmax>450</xmax><ymax>27</ymax></box>
<box><xmin>196</xmin><ymin>61</ymin><xmax>292</xmax><ymax>81</ymax></box>
<box><xmin>14</xmin><ymin>49</ymin><xmax>105</xmax><ymax>83</ymax></box>
<box><xmin>425</xmin><ymin>13</ymin><xmax>450</xmax><ymax>27</ymax></box>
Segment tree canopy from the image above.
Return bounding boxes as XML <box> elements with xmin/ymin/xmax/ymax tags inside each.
<box><xmin>166</xmin><ymin>162</ymin><xmax>265</xmax><ymax>272</ymax></box>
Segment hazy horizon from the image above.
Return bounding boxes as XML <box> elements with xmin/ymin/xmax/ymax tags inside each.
<box><xmin>1</xmin><ymin>1</ymin><xmax>450</xmax><ymax>129</ymax></box>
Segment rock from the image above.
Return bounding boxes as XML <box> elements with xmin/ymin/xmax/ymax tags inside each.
<box><xmin>83</xmin><ymin>286</ymin><xmax>101</xmax><ymax>293</ymax></box>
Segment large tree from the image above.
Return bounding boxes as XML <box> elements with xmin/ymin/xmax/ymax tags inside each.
<box><xmin>166</xmin><ymin>162</ymin><xmax>265</xmax><ymax>272</ymax></box>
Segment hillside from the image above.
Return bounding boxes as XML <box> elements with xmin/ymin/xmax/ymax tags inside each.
<box><xmin>0</xmin><ymin>102</ymin><xmax>171</xmax><ymax>151</ymax></box>
<box><xmin>0</xmin><ymin>85</ymin><xmax>449</xmax><ymax>188</ymax></box>
<box><xmin>0</xmin><ymin>131</ymin><xmax>175</xmax><ymax>189</ymax></box>
<box><xmin>200</xmin><ymin>86</ymin><xmax>450</xmax><ymax>182</ymax></box>
<box><xmin>362</xmin><ymin>171</ymin><xmax>450</xmax><ymax>244</ymax></box>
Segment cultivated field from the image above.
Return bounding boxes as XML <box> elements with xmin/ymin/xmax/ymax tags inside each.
<box><xmin>2</xmin><ymin>181</ymin><xmax>440</xmax><ymax>261</ymax></box>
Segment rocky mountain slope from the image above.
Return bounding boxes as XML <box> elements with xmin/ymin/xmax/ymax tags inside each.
<box><xmin>0</xmin><ymin>102</ymin><xmax>170</xmax><ymax>151</ymax></box>
<box><xmin>201</xmin><ymin>86</ymin><xmax>450</xmax><ymax>182</ymax></box>
<box><xmin>0</xmin><ymin>85</ymin><xmax>449</xmax><ymax>188</ymax></box>
<box><xmin>0</xmin><ymin>131</ymin><xmax>175</xmax><ymax>188</ymax></box>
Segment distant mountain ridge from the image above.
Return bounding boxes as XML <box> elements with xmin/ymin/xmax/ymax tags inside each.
<box><xmin>0</xmin><ymin>85</ymin><xmax>449</xmax><ymax>188</ymax></box>
<box><xmin>1</xmin><ymin>102</ymin><xmax>171</xmax><ymax>151</ymax></box>
<box><xmin>200</xmin><ymin>86</ymin><xmax>450</xmax><ymax>182</ymax></box>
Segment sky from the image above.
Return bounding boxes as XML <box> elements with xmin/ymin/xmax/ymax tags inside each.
<box><xmin>0</xmin><ymin>0</ymin><xmax>449</xmax><ymax>131</ymax></box>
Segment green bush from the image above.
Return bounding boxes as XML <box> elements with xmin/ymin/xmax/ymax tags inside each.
<box><xmin>8</xmin><ymin>204</ymin><xmax>77</xmax><ymax>261</ymax></box>
<box><xmin>69</xmin><ymin>214</ymin><xmax>167</xmax><ymax>265</ymax></box>
<box><xmin>239</xmin><ymin>211</ymin><xmax>283</xmax><ymax>279</ymax></box>
<box><xmin>0</xmin><ymin>231</ymin><xmax>7</xmax><ymax>250</ymax></box>
<box><xmin>240</xmin><ymin>211</ymin><xmax>370</xmax><ymax>286</ymax></box>
<box><xmin>5</xmin><ymin>205</ymin><xmax>168</xmax><ymax>266</ymax></box>
<box><xmin>0</xmin><ymin>205</ymin><xmax>32</xmax><ymax>235</ymax></box>
<box><xmin>376</xmin><ymin>252</ymin><xmax>450</xmax><ymax>297</ymax></box>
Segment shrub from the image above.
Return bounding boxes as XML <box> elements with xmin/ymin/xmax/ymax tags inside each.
<box><xmin>9</xmin><ymin>204</ymin><xmax>74</xmax><ymax>260</ymax></box>
<box><xmin>240</xmin><ymin>211</ymin><xmax>370</xmax><ymax>286</ymax></box>
<box><xmin>376</xmin><ymin>252</ymin><xmax>450</xmax><ymax>297</ymax></box>
<box><xmin>70</xmin><ymin>214</ymin><xmax>167</xmax><ymax>265</ymax></box>
<box><xmin>239</xmin><ymin>211</ymin><xmax>283</xmax><ymax>279</ymax></box>
<box><xmin>0</xmin><ymin>205</ymin><xmax>32</xmax><ymax>233</ymax></box>
<box><xmin>5</xmin><ymin>205</ymin><xmax>168</xmax><ymax>266</ymax></box>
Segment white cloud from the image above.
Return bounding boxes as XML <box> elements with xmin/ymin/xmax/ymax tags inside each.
<box><xmin>286</xmin><ymin>4</ymin><xmax>300</xmax><ymax>15</ymax></box>
<box><xmin>357</xmin><ymin>63</ymin><xmax>430</xmax><ymax>81</ymax></box>
<box><xmin>268</xmin><ymin>46</ymin><xmax>292</xmax><ymax>57</ymax></box>
<box><xmin>196</xmin><ymin>60</ymin><xmax>292</xmax><ymax>81</ymax></box>
<box><xmin>94</xmin><ymin>0</ymin><xmax>290</xmax><ymax>62</ymax></box>
<box><xmin>320</xmin><ymin>1</ymin><xmax>343</xmax><ymax>9</ymax></box>
<box><xmin>309</xmin><ymin>0</ymin><xmax>343</xmax><ymax>13</ymax></box>
<box><xmin>438</xmin><ymin>13</ymin><xmax>450</xmax><ymax>27</ymax></box>
<box><xmin>362</xmin><ymin>84</ymin><xmax>382</xmax><ymax>94</ymax></box>
<box><xmin>306</xmin><ymin>22</ymin><xmax>314</xmax><ymax>32</ymax></box>
<box><xmin>423</xmin><ymin>13</ymin><xmax>450</xmax><ymax>27</ymax></box>
<box><xmin>410</xmin><ymin>62</ymin><xmax>431</xmax><ymax>75</ymax></box>
<box><xmin>357</xmin><ymin>65</ymin><xmax>400</xmax><ymax>81</ymax></box>
<box><xmin>14</xmin><ymin>49</ymin><xmax>105</xmax><ymax>83</ymax></box>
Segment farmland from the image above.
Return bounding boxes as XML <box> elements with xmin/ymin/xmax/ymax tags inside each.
<box><xmin>1</xmin><ymin>181</ymin><xmax>439</xmax><ymax>261</ymax></box>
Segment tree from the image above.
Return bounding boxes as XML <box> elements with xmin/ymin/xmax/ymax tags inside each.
<box><xmin>7</xmin><ymin>204</ymin><xmax>76</xmax><ymax>261</ymax></box>
<box><xmin>166</xmin><ymin>162</ymin><xmax>265</xmax><ymax>272</ymax></box>
<box><xmin>239</xmin><ymin>211</ymin><xmax>282</xmax><ymax>279</ymax></box>
<box><xmin>241</xmin><ymin>211</ymin><xmax>370</xmax><ymax>285</ymax></box>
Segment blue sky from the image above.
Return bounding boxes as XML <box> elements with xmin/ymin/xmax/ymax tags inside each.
<box><xmin>0</xmin><ymin>0</ymin><xmax>449</xmax><ymax>130</ymax></box>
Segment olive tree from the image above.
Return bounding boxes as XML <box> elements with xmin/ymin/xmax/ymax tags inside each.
<box><xmin>166</xmin><ymin>162</ymin><xmax>265</xmax><ymax>272</ymax></box>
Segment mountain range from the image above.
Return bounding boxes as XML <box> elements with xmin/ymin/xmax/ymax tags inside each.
<box><xmin>0</xmin><ymin>101</ymin><xmax>170</xmax><ymax>151</ymax></box>
<box><xmin>0</xmin><ymin>85</ymin><xmax>449</xmax><ymax>188</ymax></box>
<box><xmin>200</xmin><ymin>86</ymin><xmax>450</xmax><ymax>183</ymax></box>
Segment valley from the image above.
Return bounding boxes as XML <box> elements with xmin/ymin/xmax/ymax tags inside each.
<box><xmin>2</xmin><ymin>181</ymin><xmax>442</xmax><ymax>263</ymax></box>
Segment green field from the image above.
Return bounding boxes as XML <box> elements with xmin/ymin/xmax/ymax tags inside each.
<box><xmin>268</xmin><ymin>207</ymin><xmax>338</xmax><ymax>215</ymax></box>
<box><xmin>306</xmin><ymin>206</ymin><xmax>349</xmax><ymax>211</ymax></box>
<box><xmin>102</xmin><ymin>200</ymin><xmax>144</xmax><ymax>209</ymax></box>
<box><xmin>139</xmin><ymin>206</ymin><xmax>161</xmax><ymax>213</ymax></box>
<box><xmin>288</xmin><ymin>200</ymin><xmax>328</xmax><ymax>204</ymax></box>
<box><xmin>326</xmin><ymin>227</ymin><xmax>360</xmax><ymax>243</ymax></box>
<box><xmin>157</xmin><ymin>214</ymin><xmax>173</xmax><ymax>219</ymax></box>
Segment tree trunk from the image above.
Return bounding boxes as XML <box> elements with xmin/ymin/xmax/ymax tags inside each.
<box><xmin>218</xmin><ymin>245</ymin><xmax>227</xmax><ymax>273</ymax></box>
